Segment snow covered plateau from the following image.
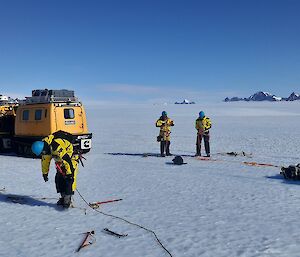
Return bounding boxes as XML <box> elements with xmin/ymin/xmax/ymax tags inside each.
<box><xmin>1</xmin><ymin>101</ymin><xmax>300</xmax><ymax>257</ymax></box>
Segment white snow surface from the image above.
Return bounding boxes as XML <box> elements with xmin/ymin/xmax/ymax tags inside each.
<box><xmin>1</xmin><ymin>102</ymin><xmax>300</xmax><ymax>257</ymax></box>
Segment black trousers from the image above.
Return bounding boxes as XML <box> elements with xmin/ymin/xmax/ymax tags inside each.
<box><xmin>196</xmin><ymin>133</ymin><xmax>210</xmax><ymax>155</ymax></box>
<box><xmin>55</xmin><ymin>172</ymin><xmax>74</xmax><ymax>195</ymax></box>
<box><xmin>160</xmin><ymin>141</ymin><xmax>170</xmax><ymax>155</ymax></box>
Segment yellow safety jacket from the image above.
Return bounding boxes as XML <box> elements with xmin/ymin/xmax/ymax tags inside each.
<box><xmin>156</xmin><ymin>117</ymin><xmax>174</xmax><ymax>141</ymax></box>
<box><xmin>41</xmin><ymin>135</ymin><xmax>79</xmax><ymax>190</ymax></box>
<box><xmin>195</xmin><ymin>116</ymin><xmax>212</xmax><ymax>133</ymax></box>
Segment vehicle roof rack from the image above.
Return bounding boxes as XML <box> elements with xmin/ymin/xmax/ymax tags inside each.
<box><xmin>25</xmin><ymin>89</ymin><xmax>79</xmax><ymax>104</ymax></box>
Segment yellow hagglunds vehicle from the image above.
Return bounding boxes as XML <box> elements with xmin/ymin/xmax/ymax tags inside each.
<box><xmin>0</xmin><ymin>89</ymin><xmax>92</xmax><ymax>156</ymax></box>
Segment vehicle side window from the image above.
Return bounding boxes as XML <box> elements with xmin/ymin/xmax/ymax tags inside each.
<box><xmin>64</xmin><ymin>108</ymin><xmax>75</xmax><ymax>119</ymax></box>
<box><xmin>22</xmin><ymin>110</ymin><xmax>29</xmax><ymax>120</ymax></box>
<box><xmin>35</xmin><ymin>110</ymin><xmax>42</xmax><ymax>120</ymax></box>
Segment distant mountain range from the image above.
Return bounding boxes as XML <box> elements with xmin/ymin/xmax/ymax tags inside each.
<box><xmin>224</xmin><ymin>91</ymin><xmax>300</xmax><ymax>102</ymax></box>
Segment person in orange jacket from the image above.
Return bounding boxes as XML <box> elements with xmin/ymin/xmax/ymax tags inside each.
<box><xmin>156</xmin><ymin>111</ymin><xmax>174</xmax><ymax>157</ymax></box>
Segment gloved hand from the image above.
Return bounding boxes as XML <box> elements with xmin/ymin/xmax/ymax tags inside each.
<box><xmin>43</xmin><ymin>174</ymin><xmax>48</xmax><ymax>182</ymax></box>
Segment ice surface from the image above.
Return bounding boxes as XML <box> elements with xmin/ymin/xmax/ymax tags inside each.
<box><xmin>0</xmin><ymin>102</ymin><xmax>300</xmax><ymax>257</ymax></box>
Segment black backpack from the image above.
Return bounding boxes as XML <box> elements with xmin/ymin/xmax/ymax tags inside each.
<box><xmin>172</xmin><ymin>156</ymin><xmax>187</xmax><ymax>165</ymax></box>
<box><xmin>281</xmin><ymin>164</ymin><xmax>300</xmax><ymax>179</ymax></box>
<box><xmin>52</xmin><ymin>130</ymin><xmax>74</xmax><ymax>144</ymax></box>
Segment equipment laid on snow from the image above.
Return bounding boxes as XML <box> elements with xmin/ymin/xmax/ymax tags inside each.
<box><xmin>89</xmin><ymin>198</ymin><xmax>123</xmax><ymax>209</ymax></box>
<box><xmin>281</xmin><ymin>164</ymin><xmax>300</xmax><ymax>179</ymax></box>
<box><xmin>76</xmin><ymin>231</ymin><xmax>96</xmax><ymax>252</ymax></box>
<box><xmin>225</xmin><ymin>151</ymin><xmax>250</xmax><ymax>157</ymax></box>
<box><xmin>243</xmin><ymin>161</ymin><xmax>280</xmax><ymax>168</ymax></box>
<box><xmin>195</xmin><ymin>156</ymin><xmax>217</xmax><ymax>161</ymax></box>
<box><xmin>0</xmin><ymin>89</ymin><xmax>92</xmax><ymax>156</ymax></box>
<box><xmin>103</xmin><ymin>228</ymin><xmax>128</xmax><ymax>238</ymax></box>
<box><xmin>76</xmin><ymin>188</ymin><xmax>173</xmax><ymax>257</ymax></box>
<box><xmin>172</xmin><ymin>155</ymin><xmax>187</xmax><ymax>165</ymax></box>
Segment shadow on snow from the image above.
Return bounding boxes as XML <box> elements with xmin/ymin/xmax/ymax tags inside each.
<box><xmin>0</xmin><ymin>192</ymin><xmax>63</xmax><ymax>210</ymax></box>
<box><xmin>105</xmin><ymin>152</ymin><xmax>194</xmax><ymax>158</ymax></box>
<box><xmin>266</xmin><ymin>174</ymin><xmax>300</xmax><ymax>185</ymax></box>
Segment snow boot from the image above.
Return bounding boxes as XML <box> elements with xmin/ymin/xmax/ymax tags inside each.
<box><xmin>63</xmin><ymin>195</ymin><xmax>72</xmax><ymax>208</ymax></box>
<box><xmin>57</xmin><ymin>193</ymin><xmax>66</xmax><ymax>206</ymax></box>
<box><xmin>57</xmin><ymin>197</ymin><xmax>64</xmax><ymax>206</ymax></box>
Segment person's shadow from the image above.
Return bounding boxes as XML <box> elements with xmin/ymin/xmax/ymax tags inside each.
<box><xmin>0</xmin><ymin>192</ymin><xmax>63</xmax><ymax>210</ymax></box>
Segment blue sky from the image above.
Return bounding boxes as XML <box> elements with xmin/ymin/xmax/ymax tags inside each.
<box><xmin>0</xmin><ymin>0</ymin><xmax>299</xmax><ymax>103</ymax></box>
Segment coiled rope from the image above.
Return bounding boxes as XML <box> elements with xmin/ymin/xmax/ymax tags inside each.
<box><xmin>76</xmin><ymin>188</ymin><xmax>173</xmax><ymax>257</ymax></box>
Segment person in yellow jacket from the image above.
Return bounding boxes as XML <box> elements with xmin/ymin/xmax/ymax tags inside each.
<box><xmin>195</xmin><ymin>111</ymin><xmax>212</xmax><ymax>157</ymax></box>
<box><xmin>31</xmin><ymin>131</ymin><xmax>79</xmax><ymax>208</ymax></box>
<box><xmin>156</xmin><ymin>111</ymin><xmax>174</xmax><ymax>157</ymax></box>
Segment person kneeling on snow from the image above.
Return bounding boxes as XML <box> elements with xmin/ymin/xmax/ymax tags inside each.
<box><xmin>156</xmin><ymin>111</ymin><xmax>174</xmax><ymax>157</ymax></box>
<box><xmin>195</xmin><ymin>111</ymin><xmax>212</xmax><ymax>157</ymax></box>
<box><xmin>31</xmin><ymin>131</ymin><xmax>79</xmax><ymax>208</ymax></box>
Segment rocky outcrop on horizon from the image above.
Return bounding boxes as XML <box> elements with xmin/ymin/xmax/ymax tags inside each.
<box><xmin>284</xmin><ymin>92</ymin><xmax>300</xmax><ymax>101</ymax></box>
<box><xmin>224</xmin><ymin>91</ymin><xmax>300</xmax><ymax>102</ymax></box>
<box><xmin>175</xmin><ymin>99</ymin><xmax>196</xmax><ymax>104</ymax></box>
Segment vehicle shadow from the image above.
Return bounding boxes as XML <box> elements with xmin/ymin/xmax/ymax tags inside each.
<box><xmin>0</xmin><ymin>192</ymin><xmax>63</xmax><ymax>210</ymax></box>
<box><xmin>0</xmin><ymin>152</ymin><xmax>18</xmax><ymax>157</ymax></box>
<box><xmin>0</xmin><ymin>152</ymin><xmax>37</xmax><ymax>159</ymax></box>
